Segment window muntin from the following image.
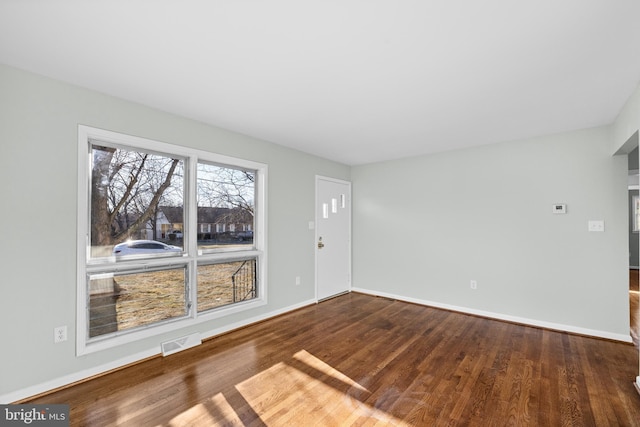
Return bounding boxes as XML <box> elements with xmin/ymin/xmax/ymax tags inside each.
<box><xmin>78</xmin><ymin>126</ymin><xmax>267</xmax><ymax>354</ymax></box>
<box><xmin>89</xmin><ymin>143</ymin><xmax>185</xmax><ymax>261</ymax></box>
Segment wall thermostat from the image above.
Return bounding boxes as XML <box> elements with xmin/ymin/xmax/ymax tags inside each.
<box><xmin>552</xmin><ymin>204</ymin><xmax>567</xmax><ymax>214</ymax></box>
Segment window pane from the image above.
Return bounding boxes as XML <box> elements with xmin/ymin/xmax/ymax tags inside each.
<box><xmin>635</xmin><ymin>195</ymin><xmax>640</xmax><ymax>232</ymax></box>
<box><xmin>196</xmin><ymin>162</ymin><xmax>255</xmax><ymax>252</ymax></box>
<box><xmin>89</xmin><ymin>144</ymin><xmax>184</xmax><ymax>259</ymax></box>
<box><xmin>197</xmin><ymin>260</ymin><xmax>257</xmax><ymax>312</ymax></box>
<box><xmin>89</xmin><ymin>267</ymin><xmax>188</xmax><ymax>338</ymax></box>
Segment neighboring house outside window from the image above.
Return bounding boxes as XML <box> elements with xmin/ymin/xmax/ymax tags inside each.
<box><xmin>154</xmin><ymin>206</ymin><xmax>252</xmax><ymax>241</ymax></box>
<box><xmin>77</xmin><ymin>126</ymin><xmax>267</xmax><ymax>355</ymax></box>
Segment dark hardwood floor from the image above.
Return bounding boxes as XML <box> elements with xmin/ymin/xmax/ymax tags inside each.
<box><xmin>27</xmin><ymin>292</ymin><xmax>640</xmax><ymax>426</ymax></box>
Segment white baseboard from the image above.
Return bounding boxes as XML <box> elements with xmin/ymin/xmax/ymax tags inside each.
<box><xmin>0</xmin><ymin>299</ymin><xmax>316</xmax><ymax>404</ymax></box>
<box><xmin>351</xmin><ymin>287</ymin><xmax>633</xmax><ymax>343</ymax></box>
<box><xmin>0</xmin><ymin>348</ymin><xmax>158</xmax><ymax>404</ymax></box>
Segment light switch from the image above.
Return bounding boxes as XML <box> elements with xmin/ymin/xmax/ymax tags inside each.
<box><xmin>588</xmin><ymin>220</ymin><xmax>604</xmax><ymax>232</ymax></box>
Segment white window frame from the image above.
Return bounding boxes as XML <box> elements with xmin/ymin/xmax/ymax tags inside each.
<box><xmin>77</xmin><ymin>125</ymin><xmax>267</xmax><ymax>355</ymax></box>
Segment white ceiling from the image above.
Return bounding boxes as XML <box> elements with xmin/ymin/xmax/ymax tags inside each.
<box><xmin>1</xmin><ymin>1</ymin><xmax>639</xmax><ymax>165</ymax></box>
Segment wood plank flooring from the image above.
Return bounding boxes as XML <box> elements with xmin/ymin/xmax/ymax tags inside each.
<box><xmin>26</xmin><ymin>292</ymin><xmax>640</xmax><ymax>426</ymax></box>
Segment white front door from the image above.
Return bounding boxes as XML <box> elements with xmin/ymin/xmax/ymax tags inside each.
<box><xmin>316</xmin><ymin>176</ymin><xmax>351</xmax><ymax>300</ymax></box>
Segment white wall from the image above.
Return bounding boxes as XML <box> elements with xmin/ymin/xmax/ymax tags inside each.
<box><xmin>612</xmin><ymin>82</ymin><xmax>640</xmax><ymax>154</ymax></box>
<box><xmin>351</xmin><ymin>126</ymin><xmax>630</xmax><ymax>339</ymax></box>
<box><xmin>0</xmin><ymin>64</ymin><xmax>350</xmax><ymax>401</ymax></box>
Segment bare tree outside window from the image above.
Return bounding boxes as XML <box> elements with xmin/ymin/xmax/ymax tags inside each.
<box><xmin>90</xmin><ymin>145</ymin><xmax>183</xmax><ymax>257</ymax></box>
<box><xmin>196</xmin><ymin>162</ymin><xmax>255</xmax><ymax>250</ymax></box>
<box><xmin>197</xmin><ymin>163</ymin><xmax>254</xmax><ymax>213</ymax></box>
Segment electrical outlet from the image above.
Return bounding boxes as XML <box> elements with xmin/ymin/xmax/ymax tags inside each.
<box><xmin>470</xmin><ymin>280</ymin><xmax>477</xmax><ymax>290</ymax></box>
<box><xmin>54</xmin><ymin>326</ymin><xmax>67</xmax><ymax>343</ymax></box>
<box><xmin>295</xmin><ymin>276</ymin><xmax>301</xmax><ymax>286</ymax></box>
<box><xmin>588</xmin><ymin>220</ymin><xmax>605</xmax><ymax>232</ymax></box>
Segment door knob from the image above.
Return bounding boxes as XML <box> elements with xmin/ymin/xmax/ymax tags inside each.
<box><xmin>318</xmin><ymin>237</ymin><xmax>325</xmax><ymax>249</ymax></box>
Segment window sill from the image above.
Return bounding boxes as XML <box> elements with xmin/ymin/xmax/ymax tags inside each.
<box><xmin>78</xmin><ymin>296</ymin><xmax>267</xmax><ymax>356</ymax></box>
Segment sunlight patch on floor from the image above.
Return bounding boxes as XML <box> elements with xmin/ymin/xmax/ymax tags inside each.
<box><xmin>235</xmin><ymin>349</ymin><xmax>409</xmax><ymax>425</ymax></box>
<box><xmin>292</xmin><ymin>349</ymin><xmax>369</xmax><ymax>393</ymax></box>
<box><xmin>166</xmin><ymin>392</ymin><xmax>243</xmax><ymax>426</ymax></box>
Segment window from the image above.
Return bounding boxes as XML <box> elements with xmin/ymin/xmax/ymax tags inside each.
<box><xmin>634</xmin><ymin>195</ymin><xmax>640</xmax><ymax>232</ymax></box>
<box><xmin>88</xmin><ymin>266</ymin><xmax>187</xmax><ymax>338</ymax></box>
<box><xmin>197</xmin><ymin>260</ymin><xmax>257</xmax><ymax>312</ymax></box>
<box><xmin>77</xmin><ymin>126</ymin><xmax>266</xmax><ymax>354</ymax></box>
<box><xmin>196</xmin><ymin>161</ymin><xmax>255</xmax><ymax>251</ymax></box>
